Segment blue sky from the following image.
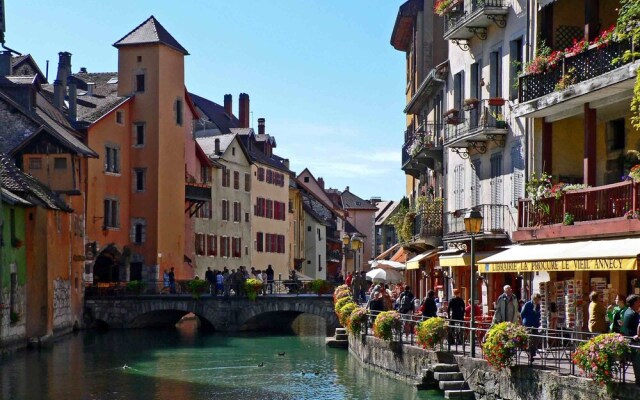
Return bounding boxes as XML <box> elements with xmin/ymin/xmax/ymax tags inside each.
<box><xmin>6</xmin><ymin>0</ymin><xmax>407</xmax><ymax>201</ymax></box>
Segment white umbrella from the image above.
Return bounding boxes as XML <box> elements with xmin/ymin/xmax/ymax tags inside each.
<box><xmin>369</xmin><ymin>260</ymin><xmax>406</xmax><ymax>270</ymax></box>
<box><xmin>366</xmin><ymin>268</ymin><xmax>404</xmax><ymax>284</ymax></box>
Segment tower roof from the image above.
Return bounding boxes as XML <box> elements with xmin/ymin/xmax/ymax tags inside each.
<box><xmin>113</xmin><ymin>16</ymin><xmax>189</xmax><ymax>55</ymax></box>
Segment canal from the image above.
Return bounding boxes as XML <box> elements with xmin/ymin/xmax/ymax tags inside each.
<box><xmin>0</xmin><ymin>315</ymin><xmax>443</xmax><ymax>399</ymax></box>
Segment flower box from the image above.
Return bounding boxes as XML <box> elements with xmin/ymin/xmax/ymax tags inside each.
<box><xmin>446</xmin><ymin>117</ymin><xmax>460</xmax><ymax>125</ymax></box>
<box><xmin>463</xmin><ymin>98</ymin><xmax>479</xmax><ymax>111</ymax></box>
<box><xmin>488</xmin><ymin>98</ymin><xmax>505</xmax><ymax>106</ymax></box>
<box><xmin>443</xmin><ymin>108</ymin><xmax>459</xmax><ymax>117</ymax></box>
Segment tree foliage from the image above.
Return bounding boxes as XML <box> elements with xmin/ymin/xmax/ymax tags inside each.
<box><xmin>615</xmin><ymin>0</ymin><xmax>640</xmax><ymax>128</ymax></box>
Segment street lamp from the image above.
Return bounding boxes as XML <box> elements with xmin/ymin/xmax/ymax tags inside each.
<box><xmin>464</xmin><ymin>208</ymin><xmax>483</xmax><ymax>358</ymax></box>
<box><xmin>342</xmin><ymin>233</ymin><xmax>363</xmax><ymax>273</ymax></box>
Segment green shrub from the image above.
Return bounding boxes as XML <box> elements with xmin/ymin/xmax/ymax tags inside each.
<box><xmin>339</xmin><ymin>302</ymin><xmax>357</xmax><ymax>327</ymax></box>
<box><xmin>126</xmin><ymin>280</ymin><xmax>144</xmax><ymax>294</ymax></box>
<box><xmin>415</xmin><ymin>317</ymin><xmax>447</xmax><ymax>349</ymax></box>
<box><xmin>186</xmin><ymin>279</ymin><xmax>209</xmax><ymax>299</ymax></box>
<box><xmin>372</xmin><ymin>311</ymin><xmax>402</xmax><ymax>342</ymax></box>
<box><xmin>348</xmin><ymin>307</ymin><xmax>368</xmax><ymax>335</ymax></box>
<box><xmin>243</xmin><ymin>278</ymin><xmax>263</xmax><ymax>301</ymax></box>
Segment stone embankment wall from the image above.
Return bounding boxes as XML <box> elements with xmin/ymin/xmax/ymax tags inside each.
<box><xmin>349</xmin><ymin>335</ymin><xmax>640</xmax><ymax>400</ymax></box>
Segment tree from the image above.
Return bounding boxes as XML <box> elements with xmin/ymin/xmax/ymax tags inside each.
<box><xmin>615</xmin><ymin>0</ymin><xmax>640</xmax><ymax>128</ymax></box>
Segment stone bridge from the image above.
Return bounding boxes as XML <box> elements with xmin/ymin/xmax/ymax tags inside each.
<box><xmin>84</xmin><ymin>294</ymin><xmax>339</xmax><ymax>334</ymax></box>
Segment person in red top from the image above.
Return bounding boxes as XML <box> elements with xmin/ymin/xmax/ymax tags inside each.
<box><xmin>345</xmin><ymin>272</ymin><xmax>353</xmax><ymax>288</ymax></box>
<box><xmin>465</xmin><ymin>298</ymin><xmax>482</xmax><ymax>319</ymax></box>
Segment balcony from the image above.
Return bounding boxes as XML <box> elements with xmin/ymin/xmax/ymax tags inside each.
<box><xmin>443</xmin><ymin>0</ymin><xmax>509</xmax><ymax>41</ymax></box>
<box><xmin>516</xmin><ymin>39</ymin><xmax>637</xmax><ymax>117</ymax></box>
<box><xmin>401</xmin><ymin>123</ymin><xmax>444</xmax><ymax>178</ymax></box>
<box><xmin>185</xmin><ymin>181</ymin><xmax>211</xmax><ymax>202</ymax></box>
<box><xmin>443</xmin><ymin>100</ymin><xmax>508</xmax><ymax>149</ymax></box>
<box><xmin>444</xmin><ymin>204</ymin><xmax>513</xmax><ymax>239</ymax></box>
<box><xmin>514</xmin><ymin>180</ymin><xmax>640</xmax><ymax>242</ymax></box>
<box><xmin>413</xmin><ymin>197</ymin><xmax>444</xmax><ymax>247</ymax></box>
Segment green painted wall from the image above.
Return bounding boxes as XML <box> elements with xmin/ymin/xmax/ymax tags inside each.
<box><xmin>1</xmin><ymin>204</ymin><xmax>27</xmax><ymax>289</ymax></box>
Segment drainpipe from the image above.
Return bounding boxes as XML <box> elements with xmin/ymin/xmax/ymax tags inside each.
<box><xmin>524</xmin><ymin>0</ymin><xmax>532</xmax><ymax>184</ymax></box>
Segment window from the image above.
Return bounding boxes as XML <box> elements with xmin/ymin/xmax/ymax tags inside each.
<box><xmin>257</xmin><ymin>167</ymin><xmax>265</xmax><ymax>181</ymax></box>
<box><xmin>222</xmin><ymin>168</ymin><xmax>230</xmax><ymax>187</ymax></box>
<box><xmin>304</xmin><ymin>176</ymin><xmax>309</xmax><ymax>183</ymax></box>
<box><xmin>220</xmin><ymin>236</ymin><xmax>230</xmax><ymax>258</ymax></box>
<box><xmin>103</xmin><ymin>198</ymin><xmax>119</xmax><ymax>228</ymax></box>
<box><xmin>137</xmin><ymin>56</ymin><xmax>142</xmax><ymax>62</ymax></box>
<box><xmin>221</xmin><ymin>199</ymin><xmax>229</xmax><ymax>221</ymax></box>
<box><xmin>317</xmin><ymin>228</ymin><xmax>322</xmax><ymax>241</ymax></box>
<box><xmin>207</xmin><ymin>235</ymin><xmax>217</xmax><ymax>256</ymax></box>
<box><xmin>134</xmin><ymin>168</ymin><xmax>146</xmax><ymax>192</ymax></box>
<box><xmin>232</xmin><ymin>147</ymin><xmax>236</xmax><ymax>156</ymax></box>
<box><xmin>132</xmin><ymin>219</ymin><xmax>146</xmax><ymax>244</ymax></box>
<box><xmin>195</xmin><ymin>234</ymin><xmax>205</xmax><ymax>255</ymax></box>
<box><xmin>307</xmin><ymin>226</ymin><xmax>311</xmax><ymax>232</ymax></box>
<box><xmin>232</xmin><ymin>237</ymin><xmax>241</xmax><ymax>258</ymax></box>
<box><xmin>29</xmin><ymin>158</ymin><xmax>42</xmax><ymax>170</ymax></box>
<box><xmin>266</xmin><ymin>169</ymin><xmax>273</xmax><ymax>184</ymax></box>
<box><xmin>511</xmin><ymin>143</ymin><xmax>524</xmax><ymax>207</ymax></box>
<box><xmin>607</xmin><ymin>119</ymin><xmax>626</xmax><ymax>152</ymax></box>
<box><xmin>233</xmin><ymin>201</ymin><xmax>241</xmax><ymax>222</ymax></box>
<box><xmin>54</xmin><ymin>157</ymin><xmax>67</xmax><ymax>170</ymax></box>
<box><xmin>136</xmin><ymin>73</ymin><xmax>145</xmax><ymax>92</ymax></box>
<box><xmin>105</xmin><ymin>145</ymin><xmax>120</xmax><ymax>173</ymax></box>
<box><xmin>245</xmin><ymin>212</ymin><xmax>249</xmax><ymax>222</ymax></box>
<box><xmin>256</xmin><ymin>232</ymin><xmax>264</xmax><ymax>252</ymax></box>
<box><xmin>116</xmin><ymin>110</ymin><xmax>124</xmax><ymax>125</ymax></box>
<box><xmin>175</xmin><ymin>99</ymin><xmax>183</xmax><ymax>126</ymax></box>
<box><xmin>201</xmin><ymin>166</ymin><xmax>211</xmax><ymax>183</ymax></box>
<box><xmin>244</xmin><ymin>173</ymin><xmax>251</xmax><ymax>191</ymax></box>
<box><xmin>266</xmin><ymin>200</ymin><xmax>273</xmax><ymax>219</ymax></box>
<box><xmin>453</xmin><ymin>71</ymin><xmax>464</xmax><ymax>111</ymax></box>
<box><xmin>233</xmin><ymin>171</ymin><xmax>240</xmax><ymax>190</ymax></box>
<box><xmin>196</xmin><ymin>201</ymin><xmax>212</xmax><ymax>219</ymax></box>
<box><xmin>134</xmin><ymin>123</ymin><xmax>145</xmax><ymax>147</ymax></box>
<box><xmin>453</xmin><ymin>164</ymin><xmax>465</xmax><ymax>210</ymax></box>
<box><xmin>471</xmin><ymin>160</ymin><xmax>481</xmax><ymax>207</ymax></box>
<box><xmin>490</xmin><ymin>48</ymin><xmax>502</xmax><ymax>98</ymax></box>
<box><xmin>510</xmin><ymin>38</ymin><xmax>523</xmax><ymax>100</ymax></box>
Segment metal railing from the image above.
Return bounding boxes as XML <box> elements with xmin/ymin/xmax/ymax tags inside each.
<box><xmin>444</xmin><ymin>100</ymin><xmax>507</xmax><ymax>145</ymax></box>
<box><xmin>519</xmin><ymin>39</ymin><xmax>634</xmax><ymax>103</ymax></box>
<box><xmin>85</xmin><ymin>278</ymin><xmax>338</xmax><ymax>298</ymax></box>
<box><xmin>517</xmin><ymin>180</ymin><xmax>640</xmax><ymax>228</ymax></box>
<box><xmin>444</xmin><ymin>0</ymin><xmax>509</xmax><ymax>38</ymax></box>
<box><xmin>359</xmin><ymin>310</ymin><xmax>638</xmax><ymax>385</ymax></box>
<box><xmin>444</xmin><ymin>204</ymin><xmax>513</xmax><ymax>236</ymax></box>
<box><xmin>413</xmin><ymin>199</ymin><xmax>444</xmax><ymax>238</ymax></box>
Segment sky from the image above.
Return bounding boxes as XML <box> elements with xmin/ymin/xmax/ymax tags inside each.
<box><xmin>6</xmin><ymin>0</ymin><xmax>407</xmax><ymax>201</ymax></box>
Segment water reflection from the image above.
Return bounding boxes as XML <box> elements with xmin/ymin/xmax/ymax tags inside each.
<box><xmin>0</xmin><ymin>314</ymin><xmax>442</xmax><ymax>400</ymax></box>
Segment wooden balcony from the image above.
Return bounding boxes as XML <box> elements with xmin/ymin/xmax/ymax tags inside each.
<box><xmin>514</xmin><ymin>180</ymin><xmax>640</xmax><ymax>242</ymax></box>
<box><xmin>518</xmin><ymin>39</ymin><xmax>634</xmax><ymax>104</ymax></box>
<box><xmin>443</xmin><ymin>100</ymin><xmax>508</xmax><ymax>149</ymax></box>
<box><xmin>185</xmin><ymin>181</ymin><xmax>211</xmax><ymax>202</ymax></box>
<box><xmin>443</xmin><ymin>0</ymin><xmax>509</xmax><ymax>41</ymax></box>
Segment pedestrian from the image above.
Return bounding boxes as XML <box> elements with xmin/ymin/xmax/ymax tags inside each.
<box><xmin>492</xmin><ymin>285</ymin><xmax>520</xmax><ymax>325</ymax></box>
<box><xmin>448</xmin><ymin>289</ymin><xmax>466</xmax><ymax>345</ymax></box>
<box><xmin>266</xmin><ymin>265</ymin><xmax>274</xmax><ymax>294</ymax></box>
<box><xmin>588</xmin><ymin>291</ymin><xmax>607</xmax><ymax>333</ymax></box>
<box><xmin>622</xmin><ymin>294</ymin><xmax>640</xmax><ymax>386</ymax></box>
<box><xmin>205</xmin><ymin>267</ymin><xmax>214</xmax><ymax>295</ymax></box>
<box><xmin>223</xmin><ymin>269</ymin><xmax>232</xmax><ymax>298</ymax></box>
<box><xmin>162</xmin><ymin>269</ymin><xmax>170</xmax><ymax>294</ymax></box>
<box><xmin>606</xmin><ymin>293</ymin><xmax>627</xmax><ymax>333</ymax></box>
<box><xmin>398</xmin><ymin>286</ymin><xmax>415</xmax><ymax>314</ymax></box>
<box><xmin>465</xmin><ymin>298</ymin><xmax>482</xmax><ymax>319</ymax></box>
<box><xmin>420</xmin><ymin>290</ymin><xmax>437</xmax><ymax>318</ymax></box>
<box><xmin>521</xmin><ymin>293</ymin><xmax>542</xmax><ymax>361</ymax></box>
<box><xmin>216</xmin><ymin>270</ymin><xmax>224</xmax><ymax>296</ymax></box>
<box><xmin>345</xmin><ymin>271</ymin><xmax>354</xmax><ymax>288</ymax></box>
<box><xmin>168</xmin><ymin>267</ymin><xmax>176</xmax><ymax>294</ymax></box>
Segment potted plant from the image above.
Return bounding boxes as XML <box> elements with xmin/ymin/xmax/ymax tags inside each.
<box><xmin>333</xmin><ymin>284</ymin><xmax>351</xmax><ymax>302</ymax></box>
<box><xmin>186</xmin><ymin>278</ymin><xmax>209</xmax><ymax>299</ymax></box>
<box><xmin>573</xmin><ymin>333</ymin><xmax>630</xmax><ymax>386</ymax></box>
<box><xmin>338</xmin><ymin>302</ymin><xmax>357</xmax><ymax>327</ymax></box>
<box><xmin>443</xmin><ymin>108</ymin><xmax>459</xmax><ymax>117</ymax></box>
<box><xmin>243</xmin><ymin>278</ymin><xmax>264</xmax><ymax>301</ymax></box>
<box><xmin>463</xmin><ymin>98</ymin><xmax>480</xmax><ymax>111</ymax></box>
<box><xmin>563</xmin><ymin>212</ymin><xmax>575</xmax><ymax>225</ymax></box>
<box><xmin>334</xmin><ymin>295</ymin><xmax>354</xmax><ymax>317</ymax></box>
<box><xmin>372</xmin><ymin>310</ymin><xmax>402</xmax><ymax>342</ymax></box>
<box><xmin>348</xmin><ymin>307</ymin><xmax>369</xmax><ymax>336</ymax></box>
<box><xmin>309</xmin><ymin>279</ymin><xmax>331</xmax><ymax>296</ymax></box>
<box><xmin>433</xmin><ymin>0</ymin><xmax>453</xmax><ymax>16</ymax></box>
<box><xmin>482</xmin><ymin>322</ymin><xmax>528</xmax><ymax>370</ymax></box>
<box><xmin>415</xmin><ymin>317</ymin><xmax>447</xmax><ymax>349</ymax></box>
<box><xmin>126</xmin><ymin>280</ymin><xmax>145</xmax><ymax>295</ymax></box>
<box><xmin>488</xmin><ymin>97</ymin><xmax>505</xmax><ymax>106</ymax></box>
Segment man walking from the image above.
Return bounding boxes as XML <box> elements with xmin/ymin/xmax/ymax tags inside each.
<box><xmin>205</xmin><ymin>267</ymin><xmax>215</xmax><ymax>295</ymax></box>
<box><xmin>448</xmin><ymin>289</ymin><xmax>466</xmax><ymax>345</ymax></box>
<box><xmin>168</xmin><ymin>267</ymin><xmax>176</xmax><ymax>294</ymax></box>
<box><xmin>492</xmin><ymin>285</ymin><xmax>520</xmax><ymax>325</ymax></box>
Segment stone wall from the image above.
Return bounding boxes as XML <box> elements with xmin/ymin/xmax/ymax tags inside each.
<box><xmin>348</xmin><ymin>335</ymin><xmax>640</xmax><ymax>400</ymax></box>
<box><xmin>0</xmin><ymin>285</ymin><xmax>27</xmax><ymax>350</ymax></box>
<box><xmin>53</xmin><ymin>278</ymin><xmax>72</xmax><ymax>333</ymax></box>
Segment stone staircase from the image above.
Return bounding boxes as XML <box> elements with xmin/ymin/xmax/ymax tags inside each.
<box><xmin>429</xmin><ymin>363</ymin><xmax>475</xmax><ymax>399</ymax></box>
<box><xmin>325</xmin><ymin>327</ymin><xmax>349</xmax><ymax>349</ymax></box>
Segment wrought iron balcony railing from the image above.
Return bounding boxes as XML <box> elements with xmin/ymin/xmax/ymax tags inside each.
<box><xmin>443</xmin><ymin>100</ymin><xmax>507</xmax><ymax>147</ymax></box>
<box><xmin>443</xmin><ymin>0</ymin><xmax>509</xmax><ymax>41</ymax></box>
<box><xmin>413</xmin><ymin>197</ymin><xmax>444</xmax><ymax>239</ymax></box>
<box><xmin>444</xmin><ymin>204</ymin><xmax>513</xmax><ymax>237</ymax></box>
<box><xmin>518</xmin><ymin>39</ymin><xmax>634</xmax><ymax>103</ymax></box>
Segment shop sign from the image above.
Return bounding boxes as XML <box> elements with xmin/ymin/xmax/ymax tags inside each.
<box><xmin>482</xmin><ymin>257</ymin><xmax>637</xmax><ymax>273</ymax></box>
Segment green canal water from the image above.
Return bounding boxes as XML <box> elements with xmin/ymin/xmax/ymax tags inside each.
<box><xmin>0</xmin><ymin>316</ymin><xmax>443</xmax><ymax>400</ymax></box>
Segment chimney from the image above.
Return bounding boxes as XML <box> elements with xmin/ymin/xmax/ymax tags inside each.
<box><xmin>214</xmin><ymin>138</ymin><xmax>221</xmax><ymax>155</ymax></box>
<box><xmin>224</xmin><ymin>94</ymin><xmax>232</xmax><ymax>117</ymax></box>
<box><xmin>0</xmin><ymin>51</ymin><xmax>11</xmax><ymax>76</ymax></box>
<box><xmin>258</xmin><ymin>118</ymin><xmax>265</xmax><ymax>135</ymax></box>
<box><xmin>318</xmin><ymin>177</ymin><xmax>325</xmax><ymax>189</ymax></box>
<box><xmin>55</xmin><ymin>52</ymin><xmax>72</xmax><ymax>110</ymax></box>
<box><xmin>68</xmin><ymin>81</ymin><xmax>77</xmax><ymax>122</ymax></box>
<box><xmin>239</xmin><ymin>93</ymin><xmax>250</xmax><ymax>128</ymax></box>
<box><xmin>86</xmin><ymin>82</ymin><xmax>95</xmax><ymax>96</ymax></box>
<box><xmin>53</xmin><ymin>79</ymin><xmax>63</xmax><ymax>109</ymax></box>
<box><xmin>79</xmin><ymin>67</ymin><xmax>87</xmax><ymax>73</ymax></box>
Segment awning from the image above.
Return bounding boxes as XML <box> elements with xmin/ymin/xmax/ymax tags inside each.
<box><xmin>391</xmin><ymin>247</ymin><xmax>407</xmax><ymax>263</ymax></box>
<box><xmin>538</xmin><ymin>0</ymin><xmax>560</xmax><ymax>9</ymax></box>
<box><xmin>439</xmin><ymin>252</ymin><xmax>498</xmax><ymax>267</ymax></box>
<box><xmin>477</xmin><ymin>238</ymin><xmax>640</xmax><ymax>273</ymax></box>
<box><xmin>369</xmin><ymin>260</ymin><xmax>406</xmax><ymax>270</ymax></box>
<box><xmin>374</xmin><ymin>243</ymin><xmax>402</xmax><ymax>261</ymax></box>
<box><xmin>406</xmin><ymin>249</ymin><xmax>439</xmax><ymax>270</ymax></box>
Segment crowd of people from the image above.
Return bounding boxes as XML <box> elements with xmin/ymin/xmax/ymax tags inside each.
<box><xmin>168</xmin><ymin>265</ymin><xmax>277</xmax><ymax>297</ymax></box>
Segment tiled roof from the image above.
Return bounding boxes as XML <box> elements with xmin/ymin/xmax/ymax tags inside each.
<box><xmin>189</xmin><ymin>93</ymin><xmax>239</xmax><ymax>134</ymax></box>
<box><xmin>196</xmin><ymin>134</ymin><xmax>236</xmax><ymax>159</ymax></box>
<box><xmin>231</xmin><ymin>128</ymin><xmax>291</xmax><ymax>173</ymax></box>
<box><xmin>302</xmin><ymin>192</ymin><xmax>333</xmax><ymax>226</ymax></box>
<box><xmin>41</xmin><ymin>72</ymin><xmax>130</xmax><ymax>127</ymax></box>
<box><xmin>375</xmin><ymin>201</ymin><xmax>400</xmax><ymax>225</ymax></box>
<box><xmin>0</xmin><ymin>153</ymin><xmax>70</xmax><ymax>211</ymax></box>
<box><xmin>1</xmin><ymin>188</ymin><xmax>31</xmax><ymax>206</ymax></box>
<box><xmin>4</xmin><ymin>75</ymin><xmax>37</xmax><ymax>85</ymax></box>
<box><xmin>341</xmin><ymin>189</ymin><xmax>377</xmax><ymax>210</ymax></box>
<box><xmin>11</xmin><ymin>54</ymin><xmax>47</xmax><ymax>84</ymax></box>
<box><xmin>113</xmin><ymin>16</ymin><xmax>189</xmax><ymax>55</ymax></box>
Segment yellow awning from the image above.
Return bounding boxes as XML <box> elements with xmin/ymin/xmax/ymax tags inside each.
<box><xmin>438</xmin><ymin>252</ymin><xmax>497</xmax><ymax>267</ymax></box>
<box><xmin>477</xmin><ymin>238</ymin><xmax>640</xmax><ymax>273</ymax></box>
<box><xmin>406</xmin><ymin>249</ymin><xmax>439</xmax><ymax>270</ymax></box>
